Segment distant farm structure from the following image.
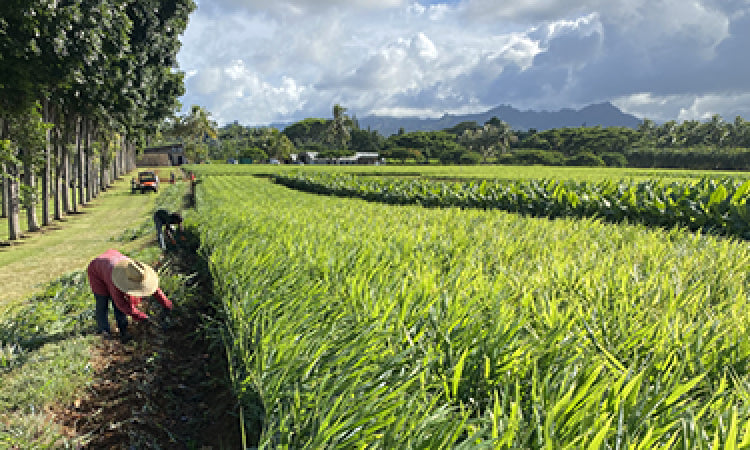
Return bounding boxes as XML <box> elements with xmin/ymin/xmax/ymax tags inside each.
<box><xmin>293</xmin><ymin>152</ymin><xmax>383</xmax><ymax>165</ymax></box>
<box><xmin>137</xmin><ymin>144</ymin><xmax>187</xmax><ymax>167</ymax></box>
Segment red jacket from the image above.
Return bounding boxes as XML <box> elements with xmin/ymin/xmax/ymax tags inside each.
<box><xmin>87</xmin><ymin>249</ymin><xmax>172</xmax><ymax>321</ymax></box>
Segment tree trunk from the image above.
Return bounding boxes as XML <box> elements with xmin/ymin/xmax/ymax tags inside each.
<box><xmin>132</xmin><ymin>141</ymin><xmax>137</xmax><ymax>171</ymax></box>
<box><xmin>62</xmin><ymin>115</ymin><xmax>72</xmax><ymax>214</ymax></box>
<box><xmin>1</xmin><ymin>166</ymin><xmax>6</xmax><ymax>219</ymax></box>
<box><xmin>129</xmin><ymin>140</ymin><xmax>133</xmax><ymax>172</ymax></box>
<box><xmin>0</xmin><ymin>118</ymin><xmax>5</xmax><ymax>220</ymax></box>
<box><xmin>112</xmin><ymin>136</ymin><xmax>118</xmax><ymax>181</ymax></box>
<box><xmin>70</xmin><ymin>116</ymin><xmax>78</xmax><ymax>213</ymax></box>
<box><xmin>100</xmin><ymin>135</ymin><xmax>108</xmax><ymax>192</ymax></box>
<box><xmin>78</xmin><ymin>117</ymin><xmax>86</xmax><ymax>206</ymax></box>
<box><xmin>41</xmin><ymin>99</ymin><xmax>52</xmax><ymax>226</ymax></box>
<box><xmin>7</xmin><ymin>163</ymin><xmax>22</xmax><ymax>240</ymax></box>
<box><xmin>121</xmin><ymin>135</ymin><xmax>127</xmax><ymax>176</ymax></box>
<box><xmin>23</xmin><ymin>144</ymin><xmax>40</xmax><ymax>232</ymax></box>
<box><xmin>115</xmin><ymin>134</ymin><xmax>122</xmax><ymax>179</ymax></box>
<box><xmin>124</xmin><ymin>138</ymin><xmax>130</xmax><ymax>173</ymax></box>
<box><xmin>85</xmin><ymin>118</ymin><xmax>94</xmax><ymax>202</ymax></box>
<box><xmin>54</xmin><ymin>116</ymin><xmax>63</xmax><ymax>221</ymax></box>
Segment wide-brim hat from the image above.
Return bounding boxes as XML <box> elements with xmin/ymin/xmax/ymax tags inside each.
<box><xmin>111</xmin><ymin>258</ymin><xmax>159</xmax><ymax>297</ymax></box>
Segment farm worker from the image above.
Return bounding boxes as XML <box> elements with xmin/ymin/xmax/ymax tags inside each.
<box><xmin>87</xmin><ymin>249</ymin><xmax>173</xmax><ymax>343</ymax></box>
<box><xmin>153</xmin><ymin>209</ymin><xmax>183</xmax><ymax>250</ymax></box>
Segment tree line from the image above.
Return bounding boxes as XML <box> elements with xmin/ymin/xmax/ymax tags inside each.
<box><xmin>205</xmin><ymin>105</ymin><xmax>750</xmax><ymax>169</ymax></box>
<box><xmin>0</xmin><ymin>0</ymin><xmax>195</xmax><ymax>241</ymax></box>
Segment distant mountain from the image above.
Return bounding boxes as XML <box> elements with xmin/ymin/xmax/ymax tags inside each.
<box><xmin>356</xmin><ymin>102</ymin><xmax>642</xmax><ymax>136</ymax></box>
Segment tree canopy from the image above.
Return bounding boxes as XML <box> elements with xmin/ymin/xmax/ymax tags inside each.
<box><xmin>1</xmin><ymin>0</ymin><xmax>196</xmax><ymax>240</ymax></box>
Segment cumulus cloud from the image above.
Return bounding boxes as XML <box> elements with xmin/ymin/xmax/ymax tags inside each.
<box><xmin>176</xmin><ymin>0</ymin><xmax>750</xmax><ymax>125</ymax></box>
<box><xmin>614</xmin><ymin>92</ymin><xmax>750</xmax><ymax>122</ymax></box>
<box><xmin>184</xmin><ymin>60</ymin><xmax>307</xmax><ymax>124</ymax></box>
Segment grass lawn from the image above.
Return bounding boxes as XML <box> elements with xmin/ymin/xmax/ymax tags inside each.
<box><xmin>0</xmin><ymin>168</ymin><xmax>180</xmax><ymax>305</ymax></box>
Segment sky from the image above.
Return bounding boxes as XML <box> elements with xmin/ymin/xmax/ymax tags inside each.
<box><xmin>176</xmin><ymin>0</ymin><xmax>750</xmax><ymax>126</ymax></box>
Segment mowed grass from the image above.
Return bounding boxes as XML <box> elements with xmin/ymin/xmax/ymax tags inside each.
<box><xmin>194</xmin><ymin>175</ymin><xmax>750</xmax><ymax>447</ymax></box>
<box><xmin>188</xmin><ymin>162</ymin><xmax>750</xmax><ymax>182</ymax></box>
<box><xmin>0</xmin><ymin>168</ymin><xmax>179</xmax><ymax>305</ymax></box>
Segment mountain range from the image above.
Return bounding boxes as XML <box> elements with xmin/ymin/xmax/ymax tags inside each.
<box><xmin>354</xmin><ymin>102</ymin><xmax>642</xmax><ymax>136</ymax></box>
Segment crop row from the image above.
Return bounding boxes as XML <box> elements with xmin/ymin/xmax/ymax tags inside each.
<box><xmin>192</xmin><ymin>175</ymin><xmax>750</xmax><ymax>448</ymax></box>
<box><xmin>273</xmin><ymin>172</ymin><xmax>750</xmax><ymax>239</ymax></box>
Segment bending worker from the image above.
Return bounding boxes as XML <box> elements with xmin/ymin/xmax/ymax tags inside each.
<box><xmin>153</xmin><ymin>209</ymin><xmax>183</xmax><ymax>250</ymax></box>
<box><xmin>87</xmin><ymin>249</ymin><xmax>173</xmax><ymax>343</ymax></box>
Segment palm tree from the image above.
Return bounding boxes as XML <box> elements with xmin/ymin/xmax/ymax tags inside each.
<box><xmin>638</xmin><ymin>118</ymin><xmax>658</xmax><ymax>145</ymax></box>
<box><xmin>699</xmin><ymin>114</ymin><xmax>729</xmax><ymax>147</ymax></box>
<box><xmin>325</xmin><ymin>104</ymin><xmax>354</xmax><ymax>150</ymax></box>
<box><xmin>657</xmin><ymin>120</ymin><xmax>680</xmax><ymax>147</ymax></box>
<box><xmin>461</xmin><ymin>119</ymin><xmax>516</xmax><ymax>163</ymax></box>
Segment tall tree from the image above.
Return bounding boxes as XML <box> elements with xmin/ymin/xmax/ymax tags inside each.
<box><xmin>170</xmin><ymin>105</ymin><xmax>218</xmax><ymax>163</ymax></box>
<box><xmin>1</xmin><ymin>0</ymin><xmax>196</xmax><ymax>240</ymax></box>
<box><xmin>460</xmin><ymin>119</ymin><xmax>516</xmax><ymax>163</ymax></box>
<box><xmin>325</xmin><ymin>104</ymin><xmax>354</xmax><ymax>150</ymax></box>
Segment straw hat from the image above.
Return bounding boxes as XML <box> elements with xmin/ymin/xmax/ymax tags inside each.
<box><xmin>111</xmin><ymin>258</ymin><xmax>159</xmax><ymax>297</ymax></box>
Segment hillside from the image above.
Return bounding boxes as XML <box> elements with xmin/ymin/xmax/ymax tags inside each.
<box><xmin>355</xmin><ymin>102</ymin><xmax>642</xmax><ymax>136</ymax></box>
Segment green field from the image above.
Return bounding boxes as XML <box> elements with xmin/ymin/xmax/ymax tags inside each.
<box><xmin>188</xmin><ymin>163</ymin><xmax>750</xmax><ymax>182</ymax></box>
<box><xmin>187</xmin><ymin>167</ymin><xmax>750</xmax><ymax>448</ymax></box>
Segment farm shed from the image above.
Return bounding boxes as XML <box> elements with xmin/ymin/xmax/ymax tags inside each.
<box><xmin>137</xmin><ymin>144</ymin><xmax>187</xmax><ymax>167</ymax></box>
<box><xmin>298</xmin><ymin>151</ymin><xmax>382</xmax><ymax>165</ymax></box>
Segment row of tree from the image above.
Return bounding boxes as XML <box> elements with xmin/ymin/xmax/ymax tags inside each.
<box><xmin>0</xmin><ymin>0</ymin><xmax>195</xmax><ymax>241</ymax></box>
<box><xmin>205</xmin><ymin>105</ymin><xmax>750</xmax><ymax>167</ymax></box>
<box><xmin>637</xmin><ymin>115</ymin><xmax>750</xmax><ymax>149</ymax></box>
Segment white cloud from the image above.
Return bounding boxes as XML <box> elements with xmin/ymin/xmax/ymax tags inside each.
<box><xmin>613</xmin><ymin>92</ymin><xmax>750</xmax><ymax>122</ymax></box>
<box><xmin>676</xmin><ymin>93</ymin><xmax>750</xmax><ymax>121</ymax></box>
<box><xmin>184</xmin><ymin>60</ymin><xmax>307</xmax><ymax>124</ymax></box>
<box><xmin>177</xmin><ymin>0</ymin><xmax>750</xmax><ymax>125</ymax></box>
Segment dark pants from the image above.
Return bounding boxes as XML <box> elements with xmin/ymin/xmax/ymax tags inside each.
<box><xmin>95</xmin><ymin>294</ymin><xmax>128</xmax><ymax>334</ymax></box>
<box><xmin>154</xmin><ymin>216</ymin><xmax>166</xmax><ymax>250</ymax></box>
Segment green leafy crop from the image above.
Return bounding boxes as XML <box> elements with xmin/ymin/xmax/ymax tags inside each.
<box><xmin>191</xmin><ymin>174</ymin><xmax>750</xmax><ymax>448</ymax></box>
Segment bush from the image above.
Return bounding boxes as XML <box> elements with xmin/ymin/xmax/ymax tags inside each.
<box><xmin>601</xmin><ymin>152</ymin><xmax>628</xmax><ymax>167</ymax></box>
<box><xmin>508</xmin><ymin>149</ymin><xmax>566</xmax><ymax>166</ymax></box>
<box><xmin>625</xmin><ymin>146</ymin><xmax>750</xmax><ymax>170</ymax></box>
<box><xmin>567</xmin><ymin>152</ymin><xmax>605</xmax><ymax>167</ymax></box>
<box><xmin>459</xmin><ymin>152</ymin><xmax>483</xmax><ymax>165</ymax></box>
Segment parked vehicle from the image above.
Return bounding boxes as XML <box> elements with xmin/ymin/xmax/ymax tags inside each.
<box><xmin>132</xmin><ymin>171</ymin><xmax>160</xmax><ymax>193</ymax></box>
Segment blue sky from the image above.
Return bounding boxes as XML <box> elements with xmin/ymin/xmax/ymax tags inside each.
<box><xmin>177</xmin><ymin>0</ymin><xmax>750</xmax><ymax>126</ymax></box>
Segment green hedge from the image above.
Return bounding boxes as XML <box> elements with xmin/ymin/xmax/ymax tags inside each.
<box><xmin>274</xmin><ymin>172</ymin><xmax>750</xmax><ymax>239</ymax></box>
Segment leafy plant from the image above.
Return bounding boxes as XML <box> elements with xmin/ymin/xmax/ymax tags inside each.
<box><xmin>273</xmin><ymin>171</ymin><xmax>750</xmax><ymax>239</ymax></box>
<box><xmin>190</xmin><ymin>174</ymin><xmax>750</xmax><ymax>447</ymax></box>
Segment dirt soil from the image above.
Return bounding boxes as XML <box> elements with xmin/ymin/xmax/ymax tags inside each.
<box><xmin>50</xmin><ymin>249</ymin><xmax>245</xmax><ymax>449</ymax></box>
